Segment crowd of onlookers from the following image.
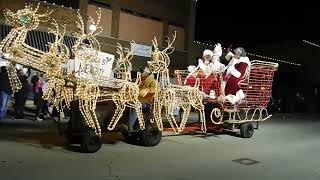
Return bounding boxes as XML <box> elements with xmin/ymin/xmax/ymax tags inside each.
<box><xmin>0</xmin><ymin>61</ymin><xmax>52</xmax><ymax>122</ymax></box>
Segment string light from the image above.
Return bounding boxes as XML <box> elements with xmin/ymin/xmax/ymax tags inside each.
<box><xmin>0</xmin><ymin>5</ymin><xmax>147</xmax><ymax>136</ymax></box>
<box><xmin>0</xmin><ymin>3</ymin><xmax>53</xmax><ymax>94</ymax></box>
<box><xmin>0</xmin><ymin>3</ymin><xmax>72</xmax><ymax>120</ymax></box>
<box><xmin>73</xmin><ymin>9</ymin><xmax>145</xmax><ymax>134</ymax></box>
<box><xmin>193</xmin><ymin>40</ymin><xmax>301</xmax><ymax>66</ymax></box>
<box><xmin>303</xmin><ymin>40</ymin><xmax>320</xmax><ymax>48</ymax></box>
<box><xmin>150</xmin><ymin>32</ymin><xmax>206</xmax><ymax>133</ymax></box>
<box><xmin>98</xmin><ymin>43</ymin><xmax>145</xmax><ymax>131</ymax></box>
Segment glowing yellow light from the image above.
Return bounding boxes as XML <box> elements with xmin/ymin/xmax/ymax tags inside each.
<box><xmin>148</xmin><ymin>32</ymin><xmax>206</xmax><ymax>133</ymax></box>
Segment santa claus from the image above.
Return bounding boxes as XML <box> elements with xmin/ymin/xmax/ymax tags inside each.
<box><xmin>224</xmin><ymin>47</ymin><xmax>251</xmax><ymax>104</ymax></box>
<box><xmin>185</xmin><ymin>44</ymin><xmax>225</xmax><ymax>95</ymax></box>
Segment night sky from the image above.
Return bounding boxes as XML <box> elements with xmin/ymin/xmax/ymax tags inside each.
<box><xmin>195</xmin><ymin>0</ymin><xmax>319</xmax><ymax>48</ymax></box>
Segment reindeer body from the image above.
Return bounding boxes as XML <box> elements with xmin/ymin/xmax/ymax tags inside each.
<box><xmin>98</xmin><ymin>43</ymin><xmax>144</xmax><ymax>131</ymax></box>
<box><xmin>0</xmin><ymin>4</ymin><xmax>73</xmax><ymax>119</ymax></box>
<box><xmin>148</xmin><ymin>33</ymin><xmax>206</xmax><ymax>133</ymax></box>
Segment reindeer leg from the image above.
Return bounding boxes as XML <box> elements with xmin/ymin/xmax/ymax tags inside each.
<box><xmin>193</xmin><ymin>102</ymin><xmax>206</xmax><ymax>133</ymax></box>
<box><xmin>153</xmin><ymin>100</ymin><xmax>163</xmax><ymax>130</ymax></box>
<box><xmin>90</xmin><ymin>108</ymin><xmax>101</xmax><ymax>136</ymax></box>
<box><xmin>179</xmin><ymin>104</ymin><xmax>191</xmax><ymax>132</ymax></box>
<box><xmin>79</xmin><ymin>99</ymin><xmax>92</xmax><ymax>128</ymax></box>
<box><xmin>165</xmin><ymin>103</ymin><xmax>179</xmax><ymax>133</ymax></box>
<box><xmin>107</xmin><ymin>100</ymin><xmax>125</xmax><ymax>130</ymax></box>
<box><xmin>134</xmin><ymin>101</ymin><xmax>145</xmax><ymax>130</ymax></box>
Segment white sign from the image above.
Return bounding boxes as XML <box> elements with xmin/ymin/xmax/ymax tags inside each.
<box><xmin>0</xmin><ymin>58</ymin><xmax>9</xmax><ymax>67</ymax></box>
<box><xmin>0</xmin><ymin>54</ymin><xmax>10</xmax><ymax>67</ymax></box>
<box><xmin>65</xmin><ymin>51</ymin><xmax>115</xmax><ymax>80</ymax></box>
<box><xmin>130</xmin><ymin>42</ymin><xmax>152</xmax><ymax>57</ymax></box>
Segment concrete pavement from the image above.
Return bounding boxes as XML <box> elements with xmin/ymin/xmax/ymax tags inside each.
<box><xmin>0</xmin><ymin>114</ymin><xmax>320</xmax><ymax>180</ymax></box>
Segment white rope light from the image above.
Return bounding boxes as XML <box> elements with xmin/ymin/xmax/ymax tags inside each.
<box><xmin>303</xmin><ymin>40</ymin><xmax>320</xmax><ymax>48</ymax></box>
<box><xmin>194</xmin><ymin>40</ymin><xmax>302</xmax><ymax>66</ymax></box>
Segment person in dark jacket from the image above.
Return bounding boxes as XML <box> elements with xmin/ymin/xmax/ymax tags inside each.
<box><xmin>14</xmin><ymin>68</ymin><xmax>29</xmax><ymax>119</ymax></box>
<box><xmin>0</xmin><ymin>66</ymin><xmax>13</xmax><ymax>120</ymax></box>
<box><xmin>32</xmin><ymin>72</ymin><xmax>45</xmax><ymax>122</ymax></box>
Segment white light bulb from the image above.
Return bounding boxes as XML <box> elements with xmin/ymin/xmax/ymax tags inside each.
<box><xmin>89</xmin><ymin>24</ymin><xmax>97</xmax><ymax>32</ymax></box>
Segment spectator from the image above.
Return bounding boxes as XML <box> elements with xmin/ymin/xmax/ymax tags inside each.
<box><xmin>33</xmin><ymin>73</ymin><xmax>45</xmax><ymax>122</ymax></box>
<box><xmin>0</xmin><ymin>66</ymin><xmax>13</xmax><ymax>121</ymax></box>
<box><xmin>129</xmin><ymin>67</ymin><xmax>157</xmax><ymax>130</ymax></box>
<box><xmin>14</xmin><ymin>67</ymin><xmax>29</xmax><ymax>119</ymax></box>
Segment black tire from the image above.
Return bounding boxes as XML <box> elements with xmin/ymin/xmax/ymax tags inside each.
<box><xmin>80</xmin><ymin>131</ymin><xmax>102</xmax><ymax>153</ymax></box>
<box><xmin>66</xmin><ymin>132</ymin><xmax>82</xmax><ymax>144</ymax></box>
<box><xmin>140</xmin><ymin>123</ymin><xmax>162</xmax><ymax>146</ymax></box>
<box><xmin>122</xmin><ymin>131</ymin><xmax>140</xmax><ymax>144</ymax></box>
<box><xmin>119</xmin><ymin>124</ymin><xmax>140</xmax><ymax>144</ymax></box>
<box><xmin>240</xmin><ymin>122</ymin><xmax>254</xmax><ymax>138</ymax></box>
<box><xmin>65</xmin><ymin>121</ymin><xmax>82</xmax><ymax>144</ymax></box>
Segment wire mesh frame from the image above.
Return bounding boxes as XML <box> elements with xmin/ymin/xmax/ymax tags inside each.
<box><xmin>174</xmin><ymin>70</ymin><xmax>223</xmax><ymax>95</ymax></box>
<box><xmin>0</xmin><ymin>24</ymin><xmax>76</xmax><ymax>55</ymax></box>
<box><xmin>174</xmin><ymin>60</ymin><xmax>278</xmax><ymax>109</ymax></box>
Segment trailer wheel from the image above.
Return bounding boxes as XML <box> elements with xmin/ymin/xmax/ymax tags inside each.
<box><xmin>66</xmin><ymin>132</ymin><xmax>81</xmax><ymax>144</ymax></box>
<box><xmin>65</xmin><ymin>121</ymin><xmax>81</xmax><ymax>144</ymax></box>
<box><xmin>81</xmin><ymin>131</ymin><xmax>102</xmax><ymax>153</ymax></box>
<box><xmin>120</xmin><ymin>124</ymin><xmax>140</xmax><ymax>144</ymax></box>
<box><xmin>140</xmin><ymin>123</ymin><xmax>162</xmax><ymax>146</ymax></box>
<box><xmin>240</xmin><ymin>122</ymin><xmax>254</xmax><ymax>138</ymax></box>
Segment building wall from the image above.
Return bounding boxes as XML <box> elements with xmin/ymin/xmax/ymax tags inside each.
<box><xmin>168</xmin><ymin>25</ymin><xmax>185</xmax><ymax>50</ymax></box>
<box><xmin>119</xmin><ymin>12</ymin><xmax>163</xmax><ymax>45</ymax></box>
<box><xmin>0</xmin><ymin>0</ymin><xmax>194</xmax><ymax>75</ymax></box>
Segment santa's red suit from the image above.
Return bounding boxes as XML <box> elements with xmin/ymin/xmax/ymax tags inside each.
<box><xmin>224</xmin><ymin>50</ymin><xmax>251</xmax><ymax>104</ymax></box>
<box><xmin>185</xmin><ymin>73</ymin><xmax>219</xmax><ymax>95</ymax></box>
<box><xmin>185</xmin><ymin>46</ymin><xmax>225</xmax><ymax>96</ymax></box>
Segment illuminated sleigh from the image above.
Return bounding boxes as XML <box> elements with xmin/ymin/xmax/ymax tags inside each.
<box><xmin>174</xmin><ymin>60</ymin><xmax>278</xmax><ymax>138</ymax></box>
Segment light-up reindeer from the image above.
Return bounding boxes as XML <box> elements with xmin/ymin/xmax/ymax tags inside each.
<box><xmin>113</xmin><ymin>43</ymin><xmax>133</xmax><ymax>81</ymax></box>
<box><xmin>0</xmin><ymin>3</ymin><xmax>52</xmax><ymax>92</ymax></box>
<box><xmin>0</xmin><ymin>3</ymin><xmax>72</xmax><ymax>118</ymax></box>
<box><xmin>98</xmin><ymin>43</ymin><xmax>145</xmax><ymax>131</ymax></box>
<box><xmin>42</xmin><ymin>20</ymin><xmax>72</xmax><ymax>117</ymax></box>
<box><xmin>73</xmin><ymin>9</ymin><xmax>145</xmax><ymax>135</ymax></box>
<box><xmin>147</xmin><ymin>32</ymin><xmax>206</xmax><ymax>133</ymax></box>
<box><xmin>72</xmin><ymin>9</ymin><xmax>104</xmax><ymax>136</ymax></box>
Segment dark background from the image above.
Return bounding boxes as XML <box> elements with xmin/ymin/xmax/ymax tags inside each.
<box><xmin>195</xmin><ymin>0</ymin><xmax>319</xmax><ymax>47</ymax></box>
<box><xmin>195</xmin><ymin>0</ymin><xmax>320</xmax><ymax>113</ymax></box>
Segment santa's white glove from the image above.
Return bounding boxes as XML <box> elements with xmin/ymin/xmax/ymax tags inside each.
<box><xmin>225</xmin><ymin>52</ymin><xmax>234</xmax><ymax>61</ymax></box>
<box><xmin>227</xmin><ymin>66</ymin><xmax>241</xmax><ymax>78</ymax></box>
<box><xmin>198</xmin><ymin>59</ymin><xmax>206</xmax><ymax>71</ymax></box>
<box><xmin>187</xmin><ymin>65</ymin><xmax>196</xmax><ymax>73</ymax></box>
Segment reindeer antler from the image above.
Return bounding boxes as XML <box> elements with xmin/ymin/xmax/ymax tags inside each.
<box><xmin>116</xmin><ymin>43</ymin><xmax>124</xmax><ymax>60</ymax></box>
<box><xmin>73</xmin><ymin>9</ymin><xmax>102</xmax><ymax>54</ymax></box>
<box><xmin>87</xmin><ymin>8</ymin><xmax>103</xmax><ymax>36</ymax></box>
<box><xmin>75</xmin><ymin>10</ymin><xmax>85</xmax><ymax>38</ymax></box>
<box><xmin>30</xmin><ymin>3</ymin><xmax>53</xmax><ymax>22</ymax></box>
<box><xmin>152</xmin><ymin>36</ymin><xmax>159</xmax><ymax>52</ymax></box>
<box><xmin>163</xmin><ymin>31</ymin><xmax>176</xmax><ymax>54</ymax></box>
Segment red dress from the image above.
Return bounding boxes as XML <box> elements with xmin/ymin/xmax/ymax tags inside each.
<box><xmin>224</xmin><ymin>58</ymin><xmax>250</xmax><ymax>96</ymax></box>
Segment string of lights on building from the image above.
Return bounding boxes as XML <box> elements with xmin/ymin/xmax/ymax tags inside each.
<box><xmin>42</xmin><ymin>1</ymin><xmax>75</xmax><ymax>10</ymax></box>
<box><xmin>303</xmin><ymin>40</ymin><xmax>320</xmax><ymax>48</ymax></box>
<box><xmin>194</xmin><ymin>40</ymin><xmax>302</xmax><ymax>66</ymax></box>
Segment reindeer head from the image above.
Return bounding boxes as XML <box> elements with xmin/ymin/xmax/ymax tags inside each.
<box><xmin>4</xmin><ymin>3</ymin><xmax>52</xmax><ymax>31</ymax></box>
<box><xmin>43</xmin><ymin>20</ymin><xmax>70</xmax><ymax>75</ymax></box>
<box><xmin>147</xmin><ymin>31</ymin><xmax>176</xmax><ymax>74</ymax></box>
<box><xmin>72</xmin><ymin>8</ymin><xmax>103</xmax><ymax>63</ymax></box>
<box><xmin>113</xmin><ymin>43</ymin><xmax>133</xmax><ymax>80</ymax></box>
<box><xmin>42</xmin><ymin>19</ymin><xmax>70</xmax><ymax>76</ymax></box>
